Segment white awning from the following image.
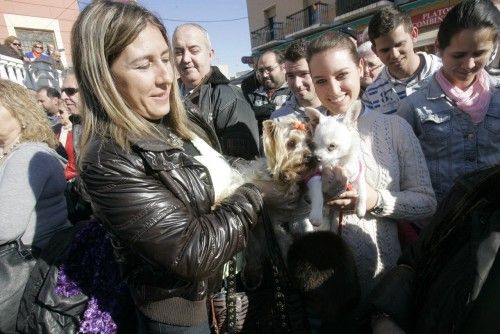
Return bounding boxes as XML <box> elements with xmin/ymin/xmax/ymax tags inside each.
<box><xmin>415</xmin><ymin>29</ymin><xmax>437</xmax><ymax>48</ymax></box>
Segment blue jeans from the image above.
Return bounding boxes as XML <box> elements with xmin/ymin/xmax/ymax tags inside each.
<box><xmin>136</xmin><ymin>311</ymin><xmax>210</xmax><ymax>334</ymax></box>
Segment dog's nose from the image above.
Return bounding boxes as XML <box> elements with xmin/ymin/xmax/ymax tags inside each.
<box><xmin>313</xmin><ymin>155</ymin><xmax>322</xmax><ymax>163</ymax></box>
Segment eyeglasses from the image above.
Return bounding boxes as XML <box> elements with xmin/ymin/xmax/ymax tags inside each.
<box><xmin>34</xmin><ymin>45</ymin><xmax>43</xmax><ymax>50</ymax></box>
<box><xmin>62</xmin><ymin>87</ymin><xmax>78</xmax><ymax>96</ymax></box>
<box><xmin>364</xmin><ymin>62</ymin><xmax>383</xmax><ymax>72</ymax></box>
<box><xmin>12</xmin><ymin>42</ymin><xmax>21</xmax><ymax>47</ymax></box>
<box><xmin>257</xmin><ymin>64</ymin><xmax>280</xmax><ymax>75</ymax></box>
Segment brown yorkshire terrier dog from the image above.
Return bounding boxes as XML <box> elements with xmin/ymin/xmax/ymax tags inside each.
<box><xmin>240</xmin><ymin>116</ymin><xmax>318</xmax><ymax>289</ymax></box>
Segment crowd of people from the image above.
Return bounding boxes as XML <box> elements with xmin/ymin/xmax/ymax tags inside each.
<box><xmin>0</xmin><ymin>37</ymin><xmax>64</xmax><ymax>70</ymax></box>
<box><xmin>0</xmin><ymin>0</ymin><xmax>499</xmax><ymax>333</ymax></box>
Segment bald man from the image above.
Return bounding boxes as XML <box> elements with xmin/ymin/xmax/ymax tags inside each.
<box><xmin>173</xmin><ymin>23</ymin><xmax>260</xmax><ymax>159</ymax></box>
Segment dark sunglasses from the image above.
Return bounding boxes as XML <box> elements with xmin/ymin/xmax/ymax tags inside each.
<box><xmin>62</xmin><ymin>87</ymin><xmax>78</xmax><ymax>96</ymax></box>
<box><xmin>12</xmin><ymin>42</ymin><xmax>21</xmax><ymax>47</ymax></box>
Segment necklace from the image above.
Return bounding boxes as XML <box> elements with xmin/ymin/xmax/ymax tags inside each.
<box><xmin>0</xmin><ymin>136</ymin><xmax>21</xmax><ymax>161</ymax></box>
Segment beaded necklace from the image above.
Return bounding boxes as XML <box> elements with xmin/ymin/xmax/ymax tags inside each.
<box><xmin>0</xmin><ymin>136</ymin><xmax>21</xmax><ymax>161</ymax></box>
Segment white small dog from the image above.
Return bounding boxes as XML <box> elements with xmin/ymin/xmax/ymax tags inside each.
<box><xmin>305</xmin><ymin>101</ymin><xmax>367</xmax><ymax>227</ymax></box>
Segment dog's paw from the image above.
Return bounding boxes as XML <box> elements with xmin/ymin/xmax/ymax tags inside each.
<box><xmin>355</xmin><ymin>197</ymin><xmax>367</xmax><ymax>218</ymax></box>
<box><xmin>296</xmin><ymin>219</ymin><xmax>315</xmax><ymax>233</ymax></box>
<box><xmin>355</xmin><ymin>208</ymin><xmax>366</xmax><ymax>218</ymax></box>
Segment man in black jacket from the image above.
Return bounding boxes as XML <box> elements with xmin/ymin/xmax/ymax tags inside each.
<box><xmin>173</xmin><ymin>23</ymin><xmax>260</xmax><ymax>159</ymax></box>
<box><xmin>247</xmin><ymin>50</ymin><xmax>291</xmax><ymax>135</ymax></box>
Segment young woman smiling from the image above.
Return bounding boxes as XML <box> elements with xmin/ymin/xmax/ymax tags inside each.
<box><xmin>306</xmin><ymin>32</ymin><xmax>436</xmax><ymax>300</ymax></box>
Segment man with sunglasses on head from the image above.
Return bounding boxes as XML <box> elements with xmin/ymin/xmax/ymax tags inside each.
<box><xmin>24</xmin><ymin>41</ymin><xmax>50</xmax><ymax>62</ymax></box>
<box><xmin>246</xmin><ymin>50</ymin><xmax>291</xmax><ymax>135</ymax></box>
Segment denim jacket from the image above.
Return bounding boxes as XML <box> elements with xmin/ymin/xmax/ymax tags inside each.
<box><xmin>397</xmin><ymin>75</ymin><xmax>500</xmax><ymax>203</ymax></box>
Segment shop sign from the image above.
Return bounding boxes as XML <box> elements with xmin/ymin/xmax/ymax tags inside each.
<box><xmin>412</xmin><ymin>6</ymin><xmax>452</xmax><ymax>29</ymax></box>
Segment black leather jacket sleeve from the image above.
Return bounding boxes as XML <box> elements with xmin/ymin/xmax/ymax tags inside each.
<box><xmin>81</xmin><ymin>141</ymin><xmax>263</xmax><ymax>282</ymax></box>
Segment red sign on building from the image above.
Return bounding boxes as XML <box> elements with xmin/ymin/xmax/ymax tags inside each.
<box><xmin>412</xmin><ymin>6</ymin><xmax>452</xmax><ymax>29</ymax></box>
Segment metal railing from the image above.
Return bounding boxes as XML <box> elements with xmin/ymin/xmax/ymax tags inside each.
<box><xmin>250</xmin><ymin>22</ymin><xmax>285</xmax><ymax>49</ymax></box>
<box><xmin>337</xmin><ymin>0</ymin><xmax>392</xmax><ymax>16</ymax></box>
<box><xmin>286</xmin><ymin>2</ymin><xmax>330</xmax><ymax>35</ymax></box>
<box><xmin>0</xmin><ymin>54</ymin><xmax>62</xmax><ymax>90</ymax></box>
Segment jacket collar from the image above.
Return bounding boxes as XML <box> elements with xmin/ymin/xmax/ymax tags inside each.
<box><xmin>380</xmin><ymin>52</ymin><xmax>441</xmax><ymax>88</ymax></box>
<box><xmin>178</xmin><ymin>66</ymin><xmax>230</xmax><ymax>94</ymax></box>
<box><xmin>205</xmin><ymin>66</ymin><xmax>229</xmax><ymax>85</ymax></box>
<box><xmin>131</xmin><ymin>132</ymin><xmax>184</xmax><ymax>152</ymax></box>
<box><xmin>254</xmin><ymin>81</ymin><xmax>288</xmax><ymax>95</ymax></box>
<box><xmin>426</xmin><ymin>75</ymin><xmax>447</xmax><ymax>100</ymax></box>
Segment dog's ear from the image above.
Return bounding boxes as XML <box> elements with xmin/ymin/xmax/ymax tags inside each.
<box><xmin>262</xmin><ymin>120</ymin><xmax>276</xmax><ymax>138</ymax></box>
<box><xmin>305</xmin><ymin>107</ymin><xmax>323</xmax><ymax>130</ymax></box>
<box><xmin>262</xmin><ymin>120</ymin><xmax>277</xmax><ymax>170</ymax></box>
<box><xmin>343</xmin><ymin>100</ymin><xmax>363</xmax><ymax>129</ymax></box>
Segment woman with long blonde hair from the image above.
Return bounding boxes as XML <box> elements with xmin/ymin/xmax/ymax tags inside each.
<box><xmin>74</xmin><ymin>1</ymin><xmax>263</xmax><ymax>332</ymax></box>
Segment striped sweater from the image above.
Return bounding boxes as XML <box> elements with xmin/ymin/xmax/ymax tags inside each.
<box><xmin>362</xmin><ymin>52</ymin><xmax>441</xmax><ymax>114</ymax></box>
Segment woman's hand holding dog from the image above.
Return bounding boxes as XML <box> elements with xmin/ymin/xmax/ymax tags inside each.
<box><xmin>325</xmin><ymin>179</ymin><xmax>378</xmax><ymax>213</ymax></box>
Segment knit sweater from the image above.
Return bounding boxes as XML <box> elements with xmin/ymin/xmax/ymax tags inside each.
<box><xmin>0</xmin><ymin>142</ymin><xmax>70</xmax><ymax>248</ymax></box>
<box><xmin>338</xmin><ymin>106</ymin><xmax>436</xmax><ymax>297</ymax></box>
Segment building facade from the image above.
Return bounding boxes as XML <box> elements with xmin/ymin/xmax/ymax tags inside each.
<box><xmin>246</xmin><ymin>0</ymin><xmax>460</xmax><ymax>59</ymax></box>
<box><xmin>0</xmin><ymin>0</ymin><xmax>81</xmax><ymax>68</ymax></box>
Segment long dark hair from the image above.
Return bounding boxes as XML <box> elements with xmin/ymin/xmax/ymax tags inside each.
<box><xmin>306</xmin><ymin>31</ymin><xmax>359</xmax><ymax>64</ymax></box>
<box><xmin>437</xmin><ymin>0</ymin><xmax>500</xmax><ymax>50</ymax></box>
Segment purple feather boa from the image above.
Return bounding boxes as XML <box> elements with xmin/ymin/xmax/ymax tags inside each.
<box><xmin>55</xmin><ymin>221</ymin><xmax>131</xmax><ymax>334</ymax></box>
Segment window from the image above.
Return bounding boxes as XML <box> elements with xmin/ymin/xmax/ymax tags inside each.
<box><xmin>15</xmin><ymin>28</ymin><xmax>57</xmax><ymax>55</ymax></box>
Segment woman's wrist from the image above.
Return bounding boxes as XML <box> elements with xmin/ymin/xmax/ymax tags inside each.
<box><xmin>369</xmin><ymin>190</ymin><xmax>384</xmax><ymax>214</ymax></box>
<box><xmin>366</xmin><ymin>185</ymin><xmax>382</xmax><ymax>212</ymax></box>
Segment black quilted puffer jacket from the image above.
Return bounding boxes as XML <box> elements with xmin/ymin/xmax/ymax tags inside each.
<box><xmin>80</xmin><ymin>133</ymin><xmax>263</xmax><ymax>327</ymax></box>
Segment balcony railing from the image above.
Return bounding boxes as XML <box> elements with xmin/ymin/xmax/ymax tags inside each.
<box><xmin>0</xmin><ymin>54</ymin><xmax>62</xmax><ymax>90</ymax></box>
<box><xmin>250</xmin><ymin>22</ymin><xmax>285</xmax><ymax>49</ymax></box>
<box><xmin>286</xmin><ymin>2</ymin><xmax>330</xmax><ymax>36</ymax></box>
<box><xmin>0</xmin><ymin>55</ymin><xmax>28</xmax><ymax>87</ymax></box>
<box><xmin>337</xmin><ymin>0</ymin><xmax>391</xmax><ymax>16</ymax></box>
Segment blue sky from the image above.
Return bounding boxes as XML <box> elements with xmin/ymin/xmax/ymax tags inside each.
<box><xmin>139</xmin><ymin>0</ymin><xmax>254</xmax><ymax>77</ymax></box>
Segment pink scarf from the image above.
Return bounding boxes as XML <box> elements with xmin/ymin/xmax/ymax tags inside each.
<box><xmin>435</xmin><ymin>69</ymin><xmax>492</xmax><ymax>124</ymax></box>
